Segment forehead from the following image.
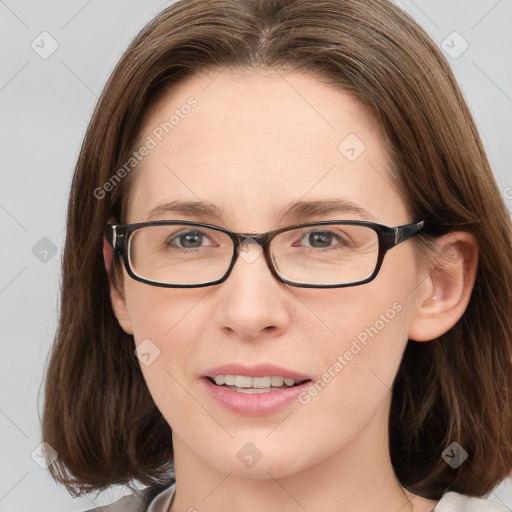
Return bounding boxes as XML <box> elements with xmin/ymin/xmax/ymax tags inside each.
<box><xmin>123</xmin><ymin>68</ymin><xmax>407</xmax><ymax>228</ymax></box>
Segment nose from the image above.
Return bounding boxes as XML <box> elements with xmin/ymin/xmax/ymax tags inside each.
<box><xmin>214</xmin><ymin>240</ymin><xmax>291</xmax><ymax>340</ymax></box>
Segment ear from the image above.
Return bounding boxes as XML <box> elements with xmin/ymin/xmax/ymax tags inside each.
<box><xmin>408</xmin><ymin>231</ymin><xmax>479</xmax><ymax>342</ymax></box>
<box><xmin>103</xmin><ymin>233</ymin><xmax>134</xmax><ymax>336</ymax></box>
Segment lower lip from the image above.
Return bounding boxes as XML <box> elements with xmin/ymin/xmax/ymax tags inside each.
<box><xmin>203</xmin><ymin>378</ymin><xmax>311</xmax><ymax>416</ymax></box>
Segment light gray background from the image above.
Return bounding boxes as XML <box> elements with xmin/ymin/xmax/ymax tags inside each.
<box><xmin>1</xmin><ymin>1</ymin><xmax>511</xmax><ymax>511</ymax></box>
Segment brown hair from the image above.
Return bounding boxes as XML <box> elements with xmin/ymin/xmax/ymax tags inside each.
<box><xmin>42</xmin><ymin>0</ymin><xmax>512</xmax><ymax>499</ymax></box>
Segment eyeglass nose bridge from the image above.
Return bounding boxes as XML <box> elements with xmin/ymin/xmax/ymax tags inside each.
<box><xmin>233</xmin><ymin>230</ymin><xmax>274</xmax><ymax>249</ymax></box>
<box><xmin>228</xmin><ymin>230</ymin><xmax>282</xmax><ymax>280</ymax></box>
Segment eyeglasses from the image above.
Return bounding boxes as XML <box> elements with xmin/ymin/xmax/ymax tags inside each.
<box><xmin>105</xmin><ymin>219</ymin><xmax>425</xmax><ymax>289</ymax></box>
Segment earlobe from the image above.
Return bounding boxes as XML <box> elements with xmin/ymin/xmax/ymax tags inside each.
<box><xmin>103</xmin><ymin>235</ymin><xmax>134</xmax><ymax>335</ymax></box>
<box><xmin>408</xmin><ymin>231</ymin><xmax>479</xmax><ymax>342</ymax></box>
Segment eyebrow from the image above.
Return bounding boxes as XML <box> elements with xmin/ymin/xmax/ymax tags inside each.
<box><xmin>146</xmin><ymin>198</ymin><xmax>374</xmax><ymax>223</ymax></box>
<box><xmin>147</xmin><ymin>200</ymin><xmax>223</xmax><ymax>220</ymax></box>
<box><xmin>279</xmin><ymin>198</ymin><xmax>374</xmax><ymax>221</ymax></box>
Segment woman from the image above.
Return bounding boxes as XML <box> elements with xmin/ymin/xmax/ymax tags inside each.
<box><xmin>42</xmin><ymin>0</ymin><xmax>512</xmax><ymax>511</ymax></box>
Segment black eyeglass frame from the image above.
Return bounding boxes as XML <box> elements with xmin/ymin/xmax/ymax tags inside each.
<box><xmin>105</xmin><ymin>219</ymin><xmax>425</xmax><ymax>289</ymax></box>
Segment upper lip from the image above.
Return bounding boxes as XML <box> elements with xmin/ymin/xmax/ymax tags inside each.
<box><xmin>203</xmin><ymin>363</ymin><xmax>311</xmax><ymax>381</ymax></box>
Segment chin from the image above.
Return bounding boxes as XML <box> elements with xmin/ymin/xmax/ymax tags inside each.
<box><xmin>203</xmin><ymin>437</ymin><xmax>314</xmax><ymax>480</ymax></box>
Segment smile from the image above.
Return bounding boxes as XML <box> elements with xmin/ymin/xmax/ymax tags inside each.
<box><xmin>211</xmin><ymin>374</ymin><xmax>308</xmax><ymax>392</ymax></box>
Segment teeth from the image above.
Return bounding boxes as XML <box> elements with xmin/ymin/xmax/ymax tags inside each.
<box><xmin>252</xmin><ymin>376</ymin><xmax>271</xmax><ymax>388</ymax></box>
<box><xmin>213</xmin><ymin>375</ymin><xmax>300</xmax><ymax>388</ymax></box>
<box><xmin>271</xmin><ymin>376</ymin><xmax>284</xmax><ymax>386</ymax></box>
<box><xmin>235</xmin><ymin>375</ymin><xmax>253</xmax><ymax>388</ymax></box>
<box><xmin>214</xmin><ymin>375</ymin><xmax>226</xmax><ymax>385</ymax></box>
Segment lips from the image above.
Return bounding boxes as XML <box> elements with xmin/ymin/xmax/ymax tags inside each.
<box><xmin>202</xmin><ymin>363</ymin><xmax>312</xmax><ymax>415</ymax></box>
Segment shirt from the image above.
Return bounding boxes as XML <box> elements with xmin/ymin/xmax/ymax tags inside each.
<box><xmin>85</xmin><ymin>477</ymin><xmax>512</xmax><ymax>512</ymax></box>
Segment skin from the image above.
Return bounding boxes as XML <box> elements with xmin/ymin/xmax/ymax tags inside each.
<box><xmin>105</xmin><ymin>68</ymin><xmax>478</xmax><ymax>512</ymax></box>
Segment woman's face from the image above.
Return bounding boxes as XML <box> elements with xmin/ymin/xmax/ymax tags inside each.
<box><xmin>114</xmin><ymin>68</ymin><xmax>427</xmax><ymax>479</ymax></box>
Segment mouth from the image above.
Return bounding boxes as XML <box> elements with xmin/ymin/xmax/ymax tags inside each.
<box><xmin>206</xmin><ymin>374</ymin><xmax>311</xmax><ymax>394</ymax></box>
<box><xmin>202</xmin><ymin>363</ymin><xmax>313</xmax><ymax>415</ymax></box>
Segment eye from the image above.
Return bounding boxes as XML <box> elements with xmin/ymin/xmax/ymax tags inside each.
<box><xmin>167</xmin><ymin>229</ymin><xmax>214</xmax><ymax>249</ymax></box>
<box><xmin>297</xmin><ymin>229</ymin><xmax>351</xmax><ymax>249</ymax></box>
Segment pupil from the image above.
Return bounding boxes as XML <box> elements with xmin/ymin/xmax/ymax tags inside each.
<box><xmin>310</xmin><ymin>232</ymin><xmax>332</xmax><ymax>248</ymax></box>
<box><xmin>181</xmin><ymin>232</ymin><xmax>202</xmax><ymax>248</ymax></box>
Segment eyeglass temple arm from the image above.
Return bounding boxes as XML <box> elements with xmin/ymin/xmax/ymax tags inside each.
<box><xmin>394</xmin><ymin>220</ymin><xmax>426</xmax><ymax>245</ymax></box>
<box><xmin>104</xmin><ymin>225</ymin><xmax>124</xmax><ymax>256</ymax></box>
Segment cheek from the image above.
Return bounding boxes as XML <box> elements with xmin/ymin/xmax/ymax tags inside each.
<box><xmin>304</xmin><ymin>292</ymin><xmax>409</xmax><ymax>404</ymax></box>
<box><xmin>123</xmin><ymin>283</ymin><xmax>209</xmax><ymax>409</ymax></box>
<box><xmin>125</xmin><ymin>280</ymin><xmax>205</xmax><ymax>342</ymax></box>
<box><xmin>303</xmin><ymin>249</ymin><xmax>417</xmax><ymax>403</ymax></box>
<box><xmin>286</xmin><ymin>290</ymin><xmax>411</xmax><ymax>470</ymax></box>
